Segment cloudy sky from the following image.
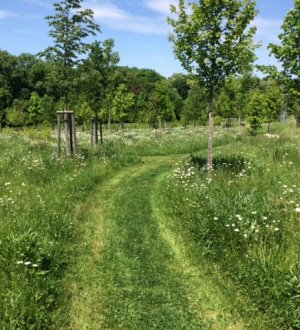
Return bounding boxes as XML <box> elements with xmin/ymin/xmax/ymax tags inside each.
<box><xmin>0</xmin><ymin>0</ymin><xmax>295</xmax><ymax>77</ymax></box>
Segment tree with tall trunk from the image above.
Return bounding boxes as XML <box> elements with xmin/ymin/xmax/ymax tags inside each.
<box><xmin>40</xmin><ymin>0</ymin><xmax>100</xmax><ymax>111</ymax></box>
<box><xmin>168</xmin><ymin>0</ymin><xmax>258</xmax><ymax>170</ymax></box>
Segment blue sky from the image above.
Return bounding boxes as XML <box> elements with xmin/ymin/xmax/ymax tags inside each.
<box><xmin>0</xmin><ymin>0</ymin><xmax>295</xmax><ymax>77</ymax></box>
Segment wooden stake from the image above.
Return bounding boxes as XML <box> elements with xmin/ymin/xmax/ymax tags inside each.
<box><xmin>57</xmin><ymin>113</ymin><xmax>61</xmax><ymax>159</ymax></box>
<box><xmin>72</xmin><ymin>113</ymin><xmax>77</xmax><ymax>153</ymax></box>
<box><xmin>65</xmin><ymin>113</ymin><xmax>71</xmax><ymax>156</ymax></box>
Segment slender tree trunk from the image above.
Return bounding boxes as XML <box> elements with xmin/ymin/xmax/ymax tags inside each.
<box><xmin>108</xmin><ymin>108</ymin><xmax>111</xmax><ymax>140</ymax></box>
<box><xmin>158</xmin><ymin>116</ymin><xmax>162</xmax><ymax>132</ymax></box>
<box><xmin>207</xmin><ymin>97</ymin><xmax>214</xmax><ymax>172</ymax></box>
<box><xmin>267</xmin><ymin>121</ymin><xmax>271</xmax><ymax>133</ymax></box>
<box><xmin>100</xmin><ymin>121</ymin><xmax>103</xmax><ymax>144</ymax></box>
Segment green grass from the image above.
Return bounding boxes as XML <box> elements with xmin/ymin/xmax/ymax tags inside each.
<box><xmin>1</xmin><ymin>124</ymin><xmax>300</xmax><ymax>329</ymax></box>
<box><xmin>0</xmin><ymin>132</ymin><xmax>137</xmax><ymax>328</ymax></box>
<box><xmin>166</xmin><ymin>127</ymin><xmax>300</xmax><ymax>329</ymax></box>
<box><xmin>67</xmin><ymin>155</ymin><xmax>273</xmax><ymax>329</ymax></box>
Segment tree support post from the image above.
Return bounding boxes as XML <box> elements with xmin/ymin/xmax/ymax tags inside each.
<box><xmin>57</xmin><ymin>112</ymin><xmax>62</xmax><ymax>159</ymax></box>
<box><xmin>57</xmin><ymin>111</ymin><xmax>76</xmax><ymax>157</ymax></box>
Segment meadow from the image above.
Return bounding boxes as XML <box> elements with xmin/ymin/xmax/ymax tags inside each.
<box><xmin>0</xmin><ymin>123</ymin><xmax>299</xmax><ymax>329</ymax></box>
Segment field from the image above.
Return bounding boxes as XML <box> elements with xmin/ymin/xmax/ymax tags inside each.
<box><xmin>0</xmin><ymin>123</ymin><xmax>299</xmax><ymax>329</ymax></box>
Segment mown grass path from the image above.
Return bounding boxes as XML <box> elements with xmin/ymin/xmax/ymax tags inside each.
<box><xmin>67</xmin><ymin>155</ymin><xmax>272</xmax><ymax>330</ymax></box>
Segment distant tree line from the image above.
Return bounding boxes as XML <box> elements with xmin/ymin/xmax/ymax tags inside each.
<box><xmin>0</xmin><ymin>0</ymin><xmax>299</xmax><ymax>136</ymax></box>
<box><xmin>1</xmin><ymin>49</ymin><xmax>298</xmax><ymax>132</ymax></box>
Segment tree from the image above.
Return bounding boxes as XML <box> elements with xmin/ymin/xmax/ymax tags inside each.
<box><xmin>246</xmin><ymin>89</ymin><xmax>266</xmax><ymax>135</ymax></box>
<box><xmin>147</xmin><ymin>81</ymin><xmax>176</xmax><ymax>129</ymax></box>
<box><xmin>40</xmin><ymin>0</ymin><xmax>100</xmax><ymax>111</ymax></box>
<box><xmin>169</xmin><ymin>73</ymin><xmax>190</xmax><ymax>100</ymax></box>
<box><xmin>81</xmin><ymin>39</ymin><xmax>119</xmax><ymax>119</ymax></box>
<box><xmin>268</xmin><ymin>0</ymin><xmax>300</xmax><ymax>85</ymax></box>
<box><xmin>183</xmin><ymin>86</ymin><xmax>208</xmax><ymax>127</ymax></box>
<box><xmin>268</xmin><ymin>0</ymin><xmax>300</xmax><ymax>122</ymax></box>
<box><xmin>112</xmin><ymin>84</ymin><xmax>135</xmax><ymax>125</ymax></box>
<box><xmin>262</xmin><ymin>80</ymin><xmax>283</xmax><ymax>132</ymax></box>
<box><xmin>168</xmin><ymin>0</ymin><xmax>257</xmax><ymax>170</ymax></box>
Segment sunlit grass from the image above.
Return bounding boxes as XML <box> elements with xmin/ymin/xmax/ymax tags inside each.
<box><xmin>165</xmin><ymin>125</ymin><xmax>300</xmax><ymax>329</ymax></box>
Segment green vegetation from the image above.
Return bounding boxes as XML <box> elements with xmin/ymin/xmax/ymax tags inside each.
<box><xmin>0</xmin><ymin>129</ymin><xmax>137</xmax><ymax>328</ymax></box>
<box><xmin>1</xmin><ymin>0</ymin><xmax>300</xmax><ymax>329</ymax></box>
<box><xmin>166</xmin><ymin>124</ymin><xmax>300</xmax><ymax>329</ymax></box>
<box><xmin>1</xmin><ymin>124</ymin><xmax>299</xmax><ymax>329</ymax></box>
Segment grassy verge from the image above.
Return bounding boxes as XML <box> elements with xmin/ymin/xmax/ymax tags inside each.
<box><xmin>0</xmin><ymin>133</ymin><xmax>137</xmax><ymax>328</ymax></box>
<box><xmin>166</xmin><ymin>130</ymin><xmax>300</xmax><ymax>329</ymax></box>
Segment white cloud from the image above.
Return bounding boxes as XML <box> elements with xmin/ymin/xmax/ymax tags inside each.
<box><xmin>22</xmin><ymin>0</ymin><xmax>52</xmax><ymax>9</ymax></box>
<box><xmin>0</xmin><ymin>10</ymin><xmax>18</xmax><ymax>19</ymax></box>
<box><xmin>254</xmin><ymin>17</ymin><xmax>282</xmax><ymax>43</ymax></box>
<box><xmin>143</xmin><ymin>0</ymin><xmax>176</xmax><ymax>14</ymax></box>
<box><xmin>86</xmin><ymin>2</ymin><xmax>170</xmax><ymax>35</ymax></box>
<box><xmin>89</xmin><ymin>3</ymin><xmax>128</xmax><ymax>20</ymax></box>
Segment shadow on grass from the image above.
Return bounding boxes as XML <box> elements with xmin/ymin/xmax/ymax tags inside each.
<box><xmin>191</xmin><ymin>154</ymin><xmax>247</xmax><ymax>173</ymax></box>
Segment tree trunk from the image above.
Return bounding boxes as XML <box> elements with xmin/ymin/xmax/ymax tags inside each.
<box><xmin>108</xmin><ymin>108</ymin><xmax>111</xmax><ymax>140</ymax></box>
<box><xmin>100</xmin><ymin>121</ymin><xmax>103</xmax><ymax>144</ymax></box>
<box><xmin>158</xmin><ymin>116</ymin><xmax>162</xmax><ymax>132</ymax></box>
<box><xmin>207</xmin><ymin>97</ymin><xmax>214</xmax><ymax>172</ymax></box>
<box><xmin>267</xmin><ymin>121</ymin><xmax>271</xmax><ymax>133</ymax></box>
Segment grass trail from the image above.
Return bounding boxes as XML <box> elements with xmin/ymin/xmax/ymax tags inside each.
<box><xmin>67</xmin><ymin>155</ymin><xmax>273</xmax><ymax>329</ymax></box>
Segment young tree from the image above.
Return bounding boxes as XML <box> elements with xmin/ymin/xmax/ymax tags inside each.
<box><xmin>147</xmin><ymin>81</ymin><xmax>176</xmax><ymax>129</ymax></box>
<box><xmin>112</xmin><ymin>84</ymin><xmax>135</xmax><ymax>126</ymax></box>
<box><xmin>40</xmin><ymin>0</ymin><xmax>100</xmax><ymax>111</ymax></box>
<box><xmin>268</xmin><ymin>0</ymin><xmax>300</xmax><ymax>123</ymax></box>
<box><xmin>268</xmin><ymin>0</ymin><xmax>300</xmax><ymax>85</ymax></box>
<box><xmin>81</xmin><ymin>39</ymin><xmax>119</xmax><ymax>119</ymax></box>
<box><xmin>183</xmin><ymin>85</ymin><xmax>208</xmax><ymax>128</ymax></box>
<box><xmin>262</xmin><ymin>80</ymin><xmax>283</xmax><ymax>132</ymax></box>
<box><xmin>168</xmin><ymin>0</ymin><xmax>258</xmax><ymax>170</ymax></box>
<box><xmin>246</xmin><ymin>89</ymin><xmax>266</xmax><ymax>135</ymax></box>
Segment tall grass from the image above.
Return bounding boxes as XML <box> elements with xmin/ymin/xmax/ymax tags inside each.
<box><xmin>0</xmin><ymin>131</ymin><xmax>137</xmax><ymax>328</ymax></box>
<box><xmin>165</xmin><ymin>129</ymin><xmax>300</xmax><ymax>329</ymax></box>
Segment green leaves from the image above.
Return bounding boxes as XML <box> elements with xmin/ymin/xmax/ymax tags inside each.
<box><xmin>168</xmin><ymin>0</ymin><xmax>258</xmax><ymax>95</ymax></box>
<box><xmin>268</xmin><ymin>0</ymin><xmax>300</xmax><ymax>82</ymax></box>
<box><xmin>40</xmin><ymin>0</ymin><xmax>100</xmax><ymax>110</ymax></box>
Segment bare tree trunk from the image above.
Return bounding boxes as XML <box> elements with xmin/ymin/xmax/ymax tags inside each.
<box><xmin>108</xmin><ymin>108</ymin><xmax>111</xmax><ymax>140</ymax></box>
<box><xmin>207</xmin><ymin>97</ymin><xmax>214</xmax><ymax>172</ymax></box>
<box><xmin>158</xmin><ymin>116</ymin><xmax>162</xmax><ymax>132</ymax></box>
<box><xmin>100</xmin><ymin>121</ymin><xmax>103</xmax><ymax>144</ymax></box>
<box><xmin>267</xmin><ymin>121</ymin><xmax>271</xmax><ymax>133</ymax></box>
